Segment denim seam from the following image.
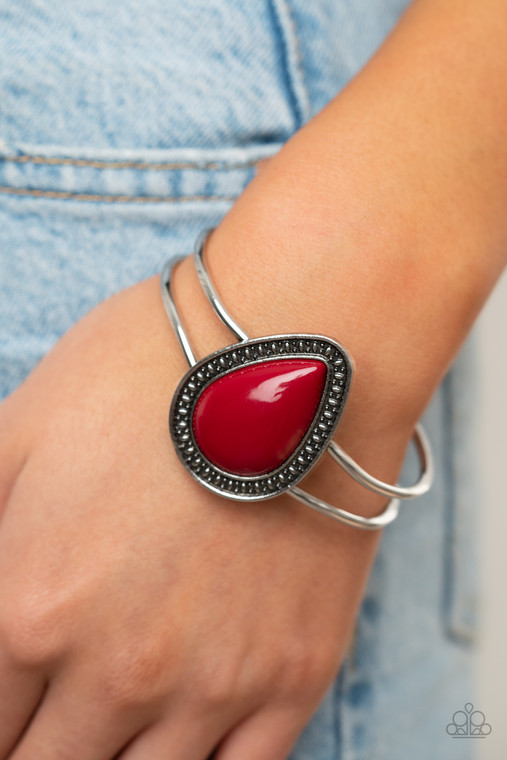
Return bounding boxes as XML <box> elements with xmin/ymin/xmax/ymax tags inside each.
<box><xmin>441</xmin><ymin>372</ymin><xmax>476</xmax><ymax>647</ymax></box>
<box><xmin>0</xmin><ymin>155</ymin><xmax>259</xmax><ymax>171</ymax></box>
<box><xmin>278</xmin><ymin>0</ymin><xmax>309</xmax><ymax>113</ymax></box>
<box><xmin>268</xmin><ymin>0</ymin><xmax>310</xmax><ymax>128</ymax></box>
<box><xmin>0</xmin><ymin>186</ymin><xmax>237</xmax><ymax>204</ymax></box>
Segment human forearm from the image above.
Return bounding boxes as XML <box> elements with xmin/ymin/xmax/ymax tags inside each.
<box><xmin>176</xmin><ymin>0</ymin><xmax>507</xmax><ymax>436</ymax></box>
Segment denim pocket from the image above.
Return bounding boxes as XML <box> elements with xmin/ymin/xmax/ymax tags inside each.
<box><xmin>0</xmin><ymin>140</ymin><xmax>281</xmax><ymax>399</ymax></box>
<box><xmin>0</xmin><ymin>0</ymin><xmax>308</xmax><ymax>151</ymax></box>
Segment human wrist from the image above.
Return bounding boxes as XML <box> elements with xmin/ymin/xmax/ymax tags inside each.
<box><xmin>176</xmin><ymin>200</ymin><xmax>433</xmax><ymax>438</ymax></box>
<box><xmin>170</xmin><ymin>233</ymin><xmax>421</xmax><ymax>524</ymax></box>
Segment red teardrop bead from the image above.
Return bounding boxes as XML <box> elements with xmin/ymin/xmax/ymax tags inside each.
<box><xmin>192</xmin><ymin>358</ymin><xmax>327</xmax><ymax>476</ymax></box>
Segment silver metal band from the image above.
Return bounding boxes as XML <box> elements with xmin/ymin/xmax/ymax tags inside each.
<box><xmin>193</xmin><ymin>229</ymin><xmax>249</xmax><ymax>344</ymax></box>
<box><xmin>289</xmin><ymin>486</ymin><xmax>401</xmax><ymax>531</ymax></box>
<box><xmin>192</xmin><ymin>229</ymin><xmax>434</xmax><ymax>502</ymax></box>
<box><xmin>160</xmin><ymin>230</ymin><xmax>434</xmax><ymax>530</ymax></box>
<box><xmin>161</xmin><ymin>258</ymin><xmax>197</xmax><ymax>367</ymax></box>
<box><xmin>327</xmin><ymin>429</ymin><xmax>433</xmax><ymax>501</ymax></box>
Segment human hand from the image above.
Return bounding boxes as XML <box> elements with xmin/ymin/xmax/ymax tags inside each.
<box><xmin>0</xmin><ymin>275</ymin><xmax>383</xmax><ymax>759</ymax></box>
<box><xmin>3</xmin><ymin>0</ymin><xmax>507</xmax><ymax>754</ymax></box>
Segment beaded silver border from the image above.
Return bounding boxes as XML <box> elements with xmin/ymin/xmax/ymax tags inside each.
<box><xmin>169</xmin><ymin>334</ymin><xmax>352</xmax><ymax>500</ymax></box>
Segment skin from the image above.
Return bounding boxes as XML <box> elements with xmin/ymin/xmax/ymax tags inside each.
<box><xmin>1</xmin><ymin>0</ymin><xmax>506</xmax><ymax>757</ymax></box>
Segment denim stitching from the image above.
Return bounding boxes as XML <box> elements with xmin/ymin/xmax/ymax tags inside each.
<box><xmin>268</xmin><ymin>0</ymin><xmax>310</xmax><ymax>128</ymax></box>
<box><xmin>0</xmin><ymin>186</ymin><xmax>237</xmax><ymax>204</ymax></box>
<box><xmin>0</xmin><ymin>155</ymin><xmax>259</xmax><ymax>171</ymax></box>
<box><xmin>441</xmin><ymin>371</ymin><xmax>477</xmax><ymax>646</ymax></box>
<box><xmin>278</xmin><ymin>0</ymin><xmax>309</xmax><ymax>114</ymax></box>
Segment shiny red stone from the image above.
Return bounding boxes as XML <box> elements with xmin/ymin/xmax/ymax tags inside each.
<box><xmin>192</xmin><ymin>358</ymin><xmax>327</xmax><ymax>476</ymax></box>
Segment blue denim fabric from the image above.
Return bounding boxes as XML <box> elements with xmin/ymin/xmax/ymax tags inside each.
<box><xmin>0</xmin><ymin>1</ymin><xmax>478</xmax><ymax>757</ymax></box>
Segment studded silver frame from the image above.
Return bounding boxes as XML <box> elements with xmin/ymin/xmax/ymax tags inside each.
<box><xmin>170</xmin><ymin>334</ymin><xmax>352</xmax><ymax>500</ymax></box>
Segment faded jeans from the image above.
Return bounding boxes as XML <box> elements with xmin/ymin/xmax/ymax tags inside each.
<box><xmin>0</xmin><ymin>1</ymin><xmax>478</xmax><ymax>757</ymax></box>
